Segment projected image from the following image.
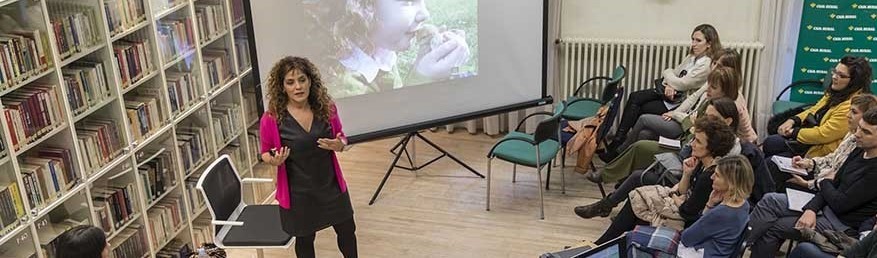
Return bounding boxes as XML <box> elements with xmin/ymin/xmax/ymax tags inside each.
<box><xmin>303</xmin><ymin>0</ymin><xmax>479</xmax><ymax>98</ymax></box>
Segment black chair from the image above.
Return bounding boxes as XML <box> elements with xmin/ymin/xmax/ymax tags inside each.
<box><xmin>772</xmin><ymin>73</ymin><xmax>830</xmax><ymax>115</ymax></box>
<box><xmin>196</xmin><ymin>155</ymin><xmax>293</xmax><ymax>257</ymax></box>
<box><xmin>730</xmin><ymin>226</ymin><xmax>751</xmax><ymax>258</ymax></box>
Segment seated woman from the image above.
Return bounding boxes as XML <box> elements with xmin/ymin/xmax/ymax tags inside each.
<box><xmin>576</xmin><ymin>98</ymin><xmax>766</xmax><ymax>218</ymax></box>
<box><xmin>764</xmin><ymin>56</ymin><xmax>872</xmax><ymax>158</ymax></box>
<box><xmin>609</xmin><ymin>24</ymin><xmax>721</xmax><ymax>151</ymax></box>
<box><xmin>590</xmin><ymin>48</ymin><xmax>748</xmax><ymax>182</ymax></box>
<box><xmin>591</xmin><ymin>115</ymin><xmax>737</xmax><ymax>244</ymax></box>
<box><xmin>55</xmin><ymin>225</ymin><xmax>109</xmax><ymax>258</ymax></box>
<box><xmin>677</xmin><ymin>155</ymin><xmax>753</xmax><ymax>257</ymax></box>
<box><xmin>605</xmin><ymin>64</ymin><xmax>755</xmax><ymax>162</ymax></box>
<box><xmin>772</xmin><ymin>94</ymin><xmax>877</xmax><ymax>192</ymax></box>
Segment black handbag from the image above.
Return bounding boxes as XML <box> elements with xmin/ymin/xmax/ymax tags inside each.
<box><xmin>654</xmin><ymin>70</ymin><xmax>688</xmax><ymax>104</ymax></box>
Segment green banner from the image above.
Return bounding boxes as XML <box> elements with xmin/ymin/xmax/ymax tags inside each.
<box><xmin>792</xmin><ymin>1</ymin><xmax>877</xmax><ymax>103</ymax></box>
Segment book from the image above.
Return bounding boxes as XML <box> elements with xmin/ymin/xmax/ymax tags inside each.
<box><xmin>46</xmin><ymin>2</ymin><xmax>101</xmax><ymax>60</ymax></box>
<box><xmin>92</xmin><ymin>183</ymin><xmax>137</xmax><ymax>234</ymax></box>
<box><xmin>211</xmin><ymin>103</ymin><xmax>242</xmax><ymax>144</ymax></box>
<box><xmin>114</xmin><ymin>38</ymin><xmax>154</xmax><ymax>89</ymax></box>
<box><xmin>76</xmin><ymin>119</ymin><xmax>124</xmax><ymax>175</ymax></box>
<box><xmin>19</xmin><ymin>148</ymin><xmax>78</xmax><ymax>211</ymax></box>
<box><xmin>201</xmin><ymin>48</ymin><xmax>232</xmax><ymax>88</ymax></box>
<box><xmin>62</xmin><ymin>61</ymin><xmax>111</xmax><ymax>115</ymax></box>
<box><xmin>165</xmin><ymin>70</ymin><xmax>199</xmax><ymax>115</ymax></box>
<box><xmin>770</xmin><ymin>156</ymin><xmax>808</xmax><ymax>176</ymax></box>
<box><xmin>0</xmin><ymin>28</ymin><xmax>51</xmax><ymax>90</ymax></box>
<box><xmin>234</xmin><ymin>37</ymin><xmax>251</xmax><ymax>70</ymax></box>
<box><xmin>2</xmin><ymin>83</ymin><xmax>65</xmax><ymax>151</ymax></box>
<box><xmin>104</xmin><ymin>0</ymin><xmax>147</xmax><ymax>37</ymax></box>
<box><xmin>147</xmin><ymin>197</ymin><xmax>185</xmax><ymax>249</ymax></box>
<box><xmin>124</xmin><ymin>95</ymin><xmax>163</xmax><ymax>142</ymax></box>
<box><xmin>139</xmin><ymin>152</ymin><xmax>176</xmax><ymax>205</ymax></box>
<box><xmin>156</xmin><ymin>17</ymin><xmax>195</xmax><ymax>61</ymax></box>
<box><xmin>108</xmin><ymin>224</ymin><xmax>148</xmax><ymax>258</ymax></box>
<box><xmin>194</xmin><ymin>1</ymin><xmax>227</xmax><ymax>44</ymax></box>
<box><xmin>787</xmin><ymin>188</ymin><xmax>816</xmax><ymax>212</ymax></box>
<box><xmin>658</xmin><ymin>136</ymin><xmax>681</xmax><ymax>150</ymax></box>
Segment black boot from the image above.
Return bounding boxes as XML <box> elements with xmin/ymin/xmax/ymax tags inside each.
<box><xmin>574</xmin><ymin>198</ymin><xmax>614</xmax><ymax>219</ymax></box>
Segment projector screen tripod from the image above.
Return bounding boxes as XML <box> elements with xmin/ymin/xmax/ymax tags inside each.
<box><xmin>369</xmin><ymin>131</ymin><xmax>485</xmax><ymax>205</ymax></box>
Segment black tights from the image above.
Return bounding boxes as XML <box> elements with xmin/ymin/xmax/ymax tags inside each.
<box><xmin>294</xmin><ymin>218</ymin><xmax>358</xmax><ymax>258</ymax></box>
<box><xmin>595</xmin><ymin>202</ymin><xmax>648</xmax><ymax>245</ymax></box>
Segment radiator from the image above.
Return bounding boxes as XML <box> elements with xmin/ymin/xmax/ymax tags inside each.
<box><xmin>557</xmin><ymin>38</ymin><xmax>765</xmax><ymax>119</ymax></box>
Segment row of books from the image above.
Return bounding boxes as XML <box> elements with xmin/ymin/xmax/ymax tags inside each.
<box><xmin>194</xmin><ymin>1</ymin><xmax>228</xmax><ymax>44</ymax></box>
<box><xmin>242</xmin><ymin>89</ymin><xmax>258</xmax><ymax>125</ymax></box>
<box><xmin>109</xmin><ymin>224</ymin><xmax>149</xmax><ymax>258</ymax></box>
<box><xmin>247</xmin><ymin>130</ymin><xmax>259</xmax><ymax>165</ymax></box>
<box><xmin>191</xmin><ymin>218</ymin><xmax>213</xmax><ymax>247</ymax></box>
<box><xmin>0</xmin><ymin>29</ymin><xmax>50</xmax><ymax>90</ymax></box>
<box><xmin>93</xmin><ymin>183</ymin><xmax>137</xmax><ymax>236</ymax></box>
<box><xmin>114</xmin><ymin>39</ymin><xmax>154</xmax><ymax>89</ymax></box>
<box><xmin>211</xmin><ymin>103</ymin><xmax>242</xmax><ymax>145</ymax></box>
<box><xmin>184</xmin><ymin>178</ymin><xmax>204</xmax><ymax>215</ymax></box>
<box><xmin>166</xmin><ymin>70</ymin><xmax>200</xmax><ymax>116</ymax></box>
<box><xmin>76</xmin><ymin>119</ymin><xmax>125</xmax><ymax>175</ymax></box>
<box><xmin>157</xmin><ymin>240</ymin><xmax>191</xmax><ymax>258</ymax></box>
<box><xmin>234</xmin><ymin>37</ymin><xmax>251</xmax><ymax>70</ymax></box>
<box><xmin>139</xmin><ymin>152</ymin><xmax>176</xmax><ymax>205</ymax></box>
<box><xmin>156</xmin><ymin>17</ymin><xmax>196</xmax><ymax>62</ymax></box>
<box><xmin>47</xmin><ymin>2</ymin><xmax>101</xmax><ymax>60</ymax></box>
<box><xmin>19</xmin><ymin>148</ymin><xmax>79</xmax><ymax>211</ymax></box>
<box><xmin>202</xmin><ymin>48</ymin><xmax>232</xmax><ymax>88</ymax></box>
<box><xmin>125</xmin><ymin>95</ymin><xmax>163</xmax><ymax>142</ymax></box>
<box><xmin>219</xmin><ymin>144</ymin><xmax>244</xmax><ymax>169</ymax></box>
<box><xmin>0</xmin><ymin>182</ymin><xmax>25</xmax><ymax>237</ymax></box>
<box><xmin>177</xmin><ymin>126</ymin><xmax>209</xmax><ymax>175</ymax></box>
<box><xmin>231</xmin><ymin>0</ymin><xmax>245</xmax><ymax>24</ymax></box>
<box><xmin>62</xmin><ymin>61</ymin><xmax>112</xmax><ymax>116</ymax></box>
<box><xmin>2</xmin><ymin>83</ymin><xmax>65</xmax><ymax>151</ymax></box>
<box><xmin>147</xmin><ymin>197</ymin><xmax>185</xmax><ymax>249</ymax></box>
<box><xmin>104</xmin><ymin>0</ymin><xmax>147</xmax><ymax>37</ymax></box>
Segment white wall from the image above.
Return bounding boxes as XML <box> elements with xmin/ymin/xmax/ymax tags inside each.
<box><xmin>560</xmin><ymin>0</ymin><xmax>763</xmax><ymax>42</ymax></box>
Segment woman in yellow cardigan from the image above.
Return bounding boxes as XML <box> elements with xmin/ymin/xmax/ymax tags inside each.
<box><xmin>764</xmin><ymin>56</ymin><xmax>872</xmax><ymax>157</ymax></box>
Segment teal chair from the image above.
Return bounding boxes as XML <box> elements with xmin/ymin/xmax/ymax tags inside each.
<box><xmin>771</xmin><ymin>73</ymin><xmax>829</xmax><ymax>115</ymax></box>
<box><xmin>486</xmin><ymin>102</ymin><xmax>564</xmax><ymax>219</ymax></box>
<box><xmin>562</xmin><ymin>65</ymin><xmax>626</xmax><ymax>121</ymax></box>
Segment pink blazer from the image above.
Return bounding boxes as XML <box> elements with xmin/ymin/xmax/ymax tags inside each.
<box><xmin>259</xmin><ymin>105</ymin><xmax>349</xmax><ymax>209</ymax></box>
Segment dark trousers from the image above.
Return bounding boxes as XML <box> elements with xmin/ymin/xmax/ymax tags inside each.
<box><xmin>747</xmin><ymin>193</ymin><xmax>846</xmax><ymax>258</ymax></box>
<box><xmin>767</xmin><ymin>157</ymin><xmax>814</xmax><ymax>194</ymax></box>
<box><xmin>789</xmin><ymin>242</ymin><xmax>835</xmax><ymax>258</ymax></box>
<box><xmin>606</xmin><ymin>169</ymin><xmax>661</xmax><ymax>206</ymax></box>
<box><xmin>763</xmin><ymin>134</ymin><xmax>811</xmax><ymax>158</ymax></box>
<box><xmin>595</xmin><ymin>201</ymin><xmax>649</xmax><ymax>245</ymax></box>
<box><xmin>295</xmin><ymin>217</ymin><xmax>358</xmax><ymax>258</ymax></box>
<box><xmin>617</xmin><ymin>89</ymin><xmax>670</xmax><ymax>140</ymax></box>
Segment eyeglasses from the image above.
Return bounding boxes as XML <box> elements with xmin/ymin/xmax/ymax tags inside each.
<box><xmin>831</xmin><ymin>68</ymin><xmax>851</xmax><ymax>79</ymax></box>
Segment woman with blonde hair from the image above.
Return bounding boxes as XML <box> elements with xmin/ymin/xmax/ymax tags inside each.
<box><xmin>259</xmin><ymin>56</ymin><xmax>357</xmax><ymax>258</ymax></box>
<box><xmin>678</xmin><ymin>155</ymin><xmax>753</xmax><ymax>257</ymax></box>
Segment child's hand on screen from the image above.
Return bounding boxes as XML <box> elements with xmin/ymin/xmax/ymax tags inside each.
<box><xmin>414</xmin><ymin>29</ymin><xmax>470</xmax><ymax>80</ymax></box>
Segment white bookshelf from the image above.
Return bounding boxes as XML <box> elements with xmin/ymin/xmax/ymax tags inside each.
<box><xmin>0</xmin><ymin>0</ymin><xmax>263</xmax><ymax>257</ymax></box>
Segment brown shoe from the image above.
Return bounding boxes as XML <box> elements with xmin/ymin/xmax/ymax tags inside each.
<box><xmin>574</xmin><ymin>198</ymin><xmax>613</xmax><ymax>219</ymax></box>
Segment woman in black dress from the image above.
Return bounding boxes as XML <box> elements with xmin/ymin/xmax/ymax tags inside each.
<box><xmin>259</xmin><ymin>56</ymin><xmax>357</xmax><ymax>258</ymax></box>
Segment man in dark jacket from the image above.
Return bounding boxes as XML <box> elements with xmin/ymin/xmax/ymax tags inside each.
<box><xmin>747</xmin><ymin>108</ymin><xmax>877</xmax><ymax>257</ymax></box>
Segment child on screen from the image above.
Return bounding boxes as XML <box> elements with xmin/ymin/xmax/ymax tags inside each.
<box><xmin>304</xmin><ymin>0</ymin><xmax>472</xmax><ymax>98</ymax></box>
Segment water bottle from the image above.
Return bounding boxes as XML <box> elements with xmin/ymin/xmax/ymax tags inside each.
<box><xmin>197</xmin><ymin>247</ymin><xmax>208</xmax><ymax>258</ymax></box>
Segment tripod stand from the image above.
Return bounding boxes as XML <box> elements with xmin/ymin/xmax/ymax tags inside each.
<box><xmin>368</xmin><ymin>131</ymin><xmax>485</xmax><ymax>205</ymax></box>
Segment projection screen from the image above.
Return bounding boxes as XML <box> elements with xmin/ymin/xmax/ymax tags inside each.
<box><xmin>246</xmin><ymin>0</ymin><xmax>550</xmax><ymax>143</ymax></box>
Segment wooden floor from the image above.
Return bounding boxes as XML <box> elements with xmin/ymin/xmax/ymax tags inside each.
<box><xmin>227</xmin><ymin>130</ymin><xmax>611</xmax><ymax>258</ymax></box>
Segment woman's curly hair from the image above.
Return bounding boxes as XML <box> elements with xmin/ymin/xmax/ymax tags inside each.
<box><xmin>265</xmin><ymin>56</ymin><xmax>333</xmax><ymax>123</ymax></box>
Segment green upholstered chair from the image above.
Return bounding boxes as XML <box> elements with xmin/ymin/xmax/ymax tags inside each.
<box><xmin>486</xmin><ymin>102</ymin><xmax>564</xmax><ymax>219</ymax></box>
<box><xmin>771</xmin><ymin>73</ymin><xmax>829</xmax><ymax>115</ymax></box>
<box><xmin>562</xmin><ymin>65</ymin><xmax>626</xmax><ymax>121</ymax></box>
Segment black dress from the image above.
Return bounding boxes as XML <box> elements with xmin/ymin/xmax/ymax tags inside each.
<box><xmin>278</xmin><ymin>111</ymin><xmax>354</xmax><ymax>237</ymax></box>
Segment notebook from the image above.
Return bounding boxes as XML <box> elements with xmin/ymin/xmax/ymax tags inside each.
<box><xmin>771</xmin><ymin>156</ymin><xmax>808</xmax><ymax>176</ymax></box>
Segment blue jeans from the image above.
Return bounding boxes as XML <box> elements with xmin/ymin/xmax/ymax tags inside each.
<box><xmin>789</xmin><ymin>242</ymin><xmax>835</xmax><ymax>258</ymax></box>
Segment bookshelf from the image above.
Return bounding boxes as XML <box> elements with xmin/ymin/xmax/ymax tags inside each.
<box><xmin>0</xmin><ymin>0</ymin><xmax>264</xmax><ymax>257</ymax></box>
